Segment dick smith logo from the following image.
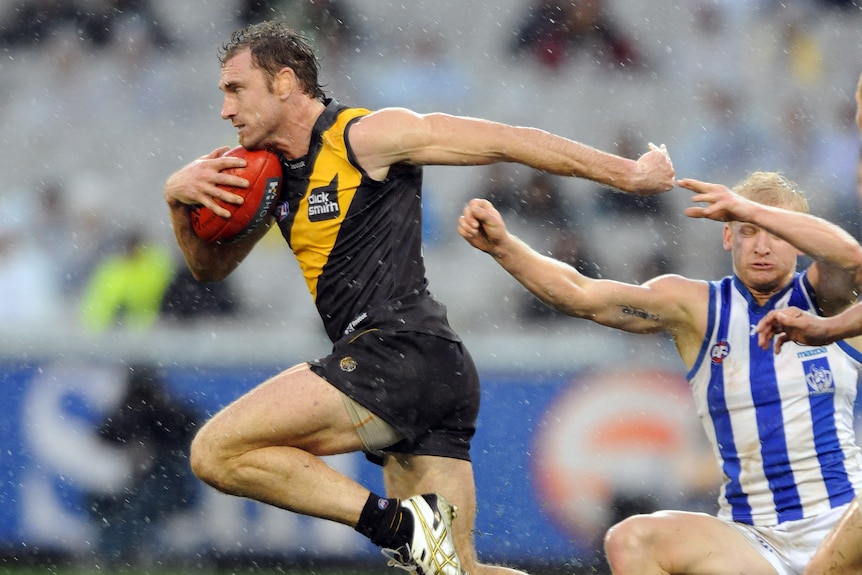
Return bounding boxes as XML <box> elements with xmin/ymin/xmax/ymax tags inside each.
<box><xmin>307</xmin><ymin>176</ymin><xmax>341</xmax><ymax>221</ymax></box>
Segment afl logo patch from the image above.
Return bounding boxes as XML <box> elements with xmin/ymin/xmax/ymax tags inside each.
<box><xmin>275</xmin><ymin>202</ymin><xmax>290</xmax><ymax>221</ymax></box>
<box><xmin>710</xmin><ymin>341</ymin><xmax>730</xmax><ymax>364</ymax></box>
<box><xmin>340</xmin><ymin>356</ymin><xmax>357</xmax><ymax>372</ymax></box>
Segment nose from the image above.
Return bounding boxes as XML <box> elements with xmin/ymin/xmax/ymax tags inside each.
<box><xmin>753</xmin><ymin>230</ymin><xmax>772</xmax><ymax>254</ymax></box>
<box><xmin>221</xmin><ymin>95</ymin><xmax>235</xmax><ymax>120</ymax></box>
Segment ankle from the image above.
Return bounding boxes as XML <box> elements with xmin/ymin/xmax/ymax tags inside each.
<box><xmin>355</xmin><ymin>493</ymin><xmax>413</xmax><ymax>548</ymax></box>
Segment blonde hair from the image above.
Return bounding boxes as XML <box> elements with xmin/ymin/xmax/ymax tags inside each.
<box><xmin>732</xmin><ymin>171</ymin><xmax>809</xmax><ymax>213</ymax></box>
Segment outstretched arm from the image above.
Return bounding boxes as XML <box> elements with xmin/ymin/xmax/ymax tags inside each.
<box><xmin>755</xmin><ymin>71</ymin><xmax>862</xmax><ymax>353</ymax></box>
<box><xmin>457</xmin><ymin>198</ymin><xmax>699</xmax><ymax>334</ymax></box>
<box><xmin>350</xmin><ymin>108</ymin><xmax>675</xmax><ymax>196</ymax></box>
<box><xmin>680</xmin><ymin>177</ymin><xmax>862</xmax><ymax>314</ymax></box>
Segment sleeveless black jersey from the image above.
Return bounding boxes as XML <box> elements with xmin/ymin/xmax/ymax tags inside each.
<box><xmin>274</xmin><ymin>100</ymin><xmax>459</xmax><ymax>344</ymax></box>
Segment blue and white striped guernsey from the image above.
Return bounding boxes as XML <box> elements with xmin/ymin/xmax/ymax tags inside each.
<box><xmin>687</xmin><ymin>272</ymin><xmax>862</xmax><ymax>527</ymax></box>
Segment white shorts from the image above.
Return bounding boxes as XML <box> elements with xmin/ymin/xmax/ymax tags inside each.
<box><xmin>726</xmin><ymin>504</ymin><xmax>849</xmax><ymax>575</ymax></box>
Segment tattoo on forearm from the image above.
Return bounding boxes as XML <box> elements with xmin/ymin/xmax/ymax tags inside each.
<box><xmin>619</xmin><ymin>304</ymin><xmax>660</xmax><ymax>321</ymax></box>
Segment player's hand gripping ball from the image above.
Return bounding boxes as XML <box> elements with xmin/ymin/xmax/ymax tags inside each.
<box><xmin>191</xmin><ymin>146</ymin><xmax>282</xmax><ymax>243</ymax></box>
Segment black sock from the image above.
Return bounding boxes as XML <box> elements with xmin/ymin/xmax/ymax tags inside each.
<box><xmin>355</xmin><ymin>493</ymin><xmax>413</xmax><ymax>549</ymax></box>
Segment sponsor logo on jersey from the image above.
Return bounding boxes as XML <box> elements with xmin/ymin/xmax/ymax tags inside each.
<box><xmin>797</xmin><ymin>347</ymin><xmax>827</xmax><ymax>358</ymax></box>
<box><xmin>344</xmin><ymin>312</ymin><xmax>367</xmax><ymax>335</ymax></box>
<box><xmin>307</xmin><ymin>176</ymin><xmax>341</xmax><ymax>222</ymax></box>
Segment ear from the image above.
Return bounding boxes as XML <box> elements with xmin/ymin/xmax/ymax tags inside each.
<box><xmin>722</xmin><ymin>223</ymin><xmax>733</xmax><ymax>252</ymax></box>
<box><xmin>273</xmin><ymin>67</ymin><xmax>298</xmax><ymax>99</ymax></box>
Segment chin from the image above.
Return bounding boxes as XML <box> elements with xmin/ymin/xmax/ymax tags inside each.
<box><xmin>237</xmin><ymin>134</ymin><xmax>262</xmax><ymax>151</ymax></box>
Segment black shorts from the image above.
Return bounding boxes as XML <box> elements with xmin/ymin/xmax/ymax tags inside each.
<box><xmin>309</xmin><ymin>328</ymin><xmax>480</xmax><ymax>462</ymax></box>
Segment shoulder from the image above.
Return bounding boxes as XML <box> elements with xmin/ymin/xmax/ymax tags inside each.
<box><xmin>347</xmin><ymin>108</ymin><xmax>428</xmax><ymax>179</ymax></box>
<box><xmin>351</xmin><ymin>107</ymin><xmax>422</xmax><ymax>133</ymax></box>
<box><xmin>644</xmin><ymin>274</ymin><xmax>709</xmax><ymax>298</ymax></box>
<box><xmin>645</xmin><ymin>274</ymin><xmax>711</xmax><ymax>328</ymax></box>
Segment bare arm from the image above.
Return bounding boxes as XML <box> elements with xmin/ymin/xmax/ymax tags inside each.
<box><xmin>458</xmin><ymin>198</ymin><xmax>706</xmax><ymax>364</ymax></box>
<box><xmin>164</xmin><ymin>147</ymin><xmax>269</xmax><ymax>281</ymax></box>
<box><xmin>680</xmin><ymin>177</ymin><xmax>862</xmax><ymax>314</ymax></box>
<box><xmin>755</xmin><ymin>306</ymin><xmax>862</xmax><ymax>353</ymax></box>
<box><xmin>350</xmin><ymin>108</ymin><xmax>675</xmax><ymax>196</ymax></box>
<box><xmin>755</xmin><ymin>72</ymin><xmax>862</xmax><ymax>351</ymax></box>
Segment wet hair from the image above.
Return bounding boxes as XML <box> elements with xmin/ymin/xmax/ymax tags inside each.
<box><xmin>732</xmin><ymin>171</ymin><xmax>809</xmax><ymax>214</ymax></box>
<box><xmin>219</xmin><ymin>20</ymin><xmax>326</xmax><ymax>100</ymax></box>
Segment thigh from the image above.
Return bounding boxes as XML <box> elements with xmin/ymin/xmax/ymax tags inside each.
<box><xmin>199</xmin><ymin>362</ymin><xmax>365</xmax><ymax>456</ymax></box>
<box><xmin>807</xmin><ymin>498</ymin><xmax>862</xmax><ymax>575</ymax></box>
<box><xmin>606</xmin><ymin>510</ymin><xmax>780</xmax><ymax>575</ymax></box>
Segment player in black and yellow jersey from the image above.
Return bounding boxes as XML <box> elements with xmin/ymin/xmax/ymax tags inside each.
<box><xmin>163</xmin><ymin>20</ymin><xmax>675</xmax><ymax>575</ymax></box>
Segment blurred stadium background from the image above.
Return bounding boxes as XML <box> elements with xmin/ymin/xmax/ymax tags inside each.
<box><xmin>1</xmin><ymin>0</ymin><xmax>861</xmax><ymax>573</ymax></box>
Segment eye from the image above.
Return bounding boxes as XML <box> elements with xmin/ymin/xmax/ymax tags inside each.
<box><xmin>738</xmin><ymin>225</ymin><xmax>758</xmax><ymax>237</ymax></box>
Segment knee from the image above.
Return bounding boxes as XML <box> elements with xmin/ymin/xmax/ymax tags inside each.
<box><xmin>603</xmin><ymin>514</ymin><xmax>659</xmax><ymax>571</ymax></box>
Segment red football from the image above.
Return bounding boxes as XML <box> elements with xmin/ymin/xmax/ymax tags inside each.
<box><xmin>191</xmin><ymin>146</ymin><xmax>282</xmax><ymax>243</ymax></box>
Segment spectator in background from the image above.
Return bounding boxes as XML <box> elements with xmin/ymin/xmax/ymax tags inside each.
<box><xmin>87</xmin><ymin>363</ymin><xmax>201</xmax><ymax>567</ymax></box>
<box><xmin>79</xmin><ymin>228</ymin><xmax>241</xmax><ymax>329</ymax></box>
<box><xmin>235</xmin><ymin>0</ymin><xmax>361</xmax><ymax>61</ymax></box>
<box><xmin>520</xmin><ymin>227</ymin><xmax>603</xmax><ymax>322</ymax></box>
<box><xmin>0</xmin><ymin>0</ymin><xmax>176</xmax><ymax>51</ymax></box>
<box><xmin>595</xmin><ymin>126</ymin><xmax>671</xmax><ymax>220</ymax></box>
<box><xmin>76</xmin><ymin>0</ymin><xmax>177</xmax><ymax>51</ymax></box>
<box><xmin>28</xmin><ymin>178</ymin><xmax>105</xmax><ymax>298</ymax></box>
<box><xmin>364</xmin><ymin>32</ymin><xmax>472</xmax><ymax>113</ymax></box>
<box><xmin>486</xmin><ymin>170</ymin><xmax>575</xmax><ymax>233</ymax></box>
<box><xmin>470</xmin><ymin>166</ymin><xmax>606</xmax><ymax>322</ymax></box>
<box><xmin>510</xmin><ymin>0</ymin><xmax>644</xmax><ymax>72</ymax></box>
<box><xmin>159</xmin><ymin>264</ymin><xmax>241</xmax><ymax>323</ymax></box>
<box><xmin>79</xmin><ymin>229</ymin><xmax>174</xmax><ymax>332</ymax></box>
<box><xmin>0</xmin><ymin>196</ymin><xmax>62</xmax><ymax>327</ymax></box>
<box><xmin>810</xmin><ymin>96</ymin><xmax>862</xmax><ymax>239</ymax></box>
<box><xmin>0</xmin><ymin>0</ymin><xmax>77</xmax><ymax>47</ymax></box>
<box><xmin>777</xmin><ymin>8</ymin><xmax>823</xmax><ymax>89</ymax></box>
<box><xmin>681</xmin><ymin>1</ymin><xmax>742</xmax><ymax>90</ymax></box>
<box><xmin>675</xmin><ymin>85</ymin><xmax>777</xmax><ymax>184</ymax></box>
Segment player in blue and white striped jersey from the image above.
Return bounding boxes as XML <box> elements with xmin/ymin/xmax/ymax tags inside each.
<box><xmin>460</xmin><ymin>167</ymin><xmax>862</xmax><ymax>575</ymax></box>
<box><xmin>752</xmin><ymin>71</ymin><xmax>862</xmax><ymax>575</ymax></box>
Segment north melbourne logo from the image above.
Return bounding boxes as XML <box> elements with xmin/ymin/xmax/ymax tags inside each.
<box><xmin>804</xmin><ymin>357</ymin><xmax>834</xmax><ymax>395</ymax></box>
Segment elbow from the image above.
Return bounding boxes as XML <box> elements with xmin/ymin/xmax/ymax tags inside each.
<box><xmin>183</xmin><ymin>249</ymin><xmax>241</xmax><ymax>283</ymax></box>
<box><xmin>184</xmin><ymin>258</ymin><xmax>232</xmax><ymax>283</ymax></box>
<box><xmin>190</xmin><ymin>267</ymin><xmax>229</xmax><ymax>283</ymax></box>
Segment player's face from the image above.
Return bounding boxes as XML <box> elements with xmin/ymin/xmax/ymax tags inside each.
<box><xmin>725</xmin><ymin>221</ymin><xmax>798</xmax><ymax>299</ymax></box>
<box><xmin>219</xmin><ymin>49</ymin><xmax>281</xmax><ymax>150</ymax></box>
